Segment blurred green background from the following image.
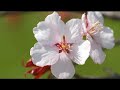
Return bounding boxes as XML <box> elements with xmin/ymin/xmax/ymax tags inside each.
<box><xmin>0</xmin><ymin>11</ymin><xmax>120</xmax><ymax>79</ymax></box>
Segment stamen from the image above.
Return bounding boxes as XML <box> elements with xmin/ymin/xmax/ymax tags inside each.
<box><xmin>55</xmin><ymin>43</ymin><xmax>61</xmax><ymax>48</ymax></box>
<box><xmin>63</xmin><ymin>35</ymin><xmax>66</xmax><ymax>43</ymax></box>
<box><xmin>59</xmin><ymin>49</ymin><xmax>62</xmax><ymax>53</ymax></box>
<box><xmin>55</xmin><ymin>35</ymin><xmax>73</xmax><ymax>53</ymax></box>
<box><xmin>65</xmin><ymin>49</ymin><xmax>70</xmax><ymax>53</ymax></box>
<box><xmin>89</xmin><ymin>21</ymin><xmax>103</xmax><ymax>34</ymax></box>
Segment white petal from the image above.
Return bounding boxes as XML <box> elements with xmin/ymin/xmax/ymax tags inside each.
<box><xmin>33</xmin><ymin>21</ymin><xmax>47</xmax><ymax>34</ymax></box>
<box><xmin>33</xmin><ymin>22</ymin><xmax>52</xmax><ymax>45</ymax></box>
<box><xmin>30</xmin><ymin>42</ymin><xmax>59</xmax><ymax>67</ymax></box>
<box><xmin>88</xmin><ymin>36</ymin><xmax>106</xmax><ymax>64</ymax></box>
<box><xmin>94</xmin><ymin>12</ymin><xmax>104</xmax><ymax>24</ymax></box>
<box><xmin>33</xmin><ymin>12</ymin><xmax>67</xmax><ymax>45</ymax></box>
<box><xmin>100</xmin><ymin>27</ymin><xmax>115</xmax><ymax>49</ymax></box>
<box><xmin>71</xmin><ymin>40</ymin><xmax>91</xmax><ymax>65</ymax></box>
<box><xmin>51</xmin><ymin>52</ymin><xmax>75</xmax><ymax>79</ymax></box>
<box><xmin>45</xmin><ymin>12</ymin><xmax>61</xmax><ymax>25</ymax></box>
<box><xmin>91</xmin><ymin>32</ymin><xmax>101</xmax><ymax>47</ymax></box>
<box><xmin>45</xmin><ymin>11</ymin><xmax>66</xmax><ymax>36</ymax></box>
<box><xmin>66</xmin><ymin>19</ymin><xmax>83</xmax><ymax>43</ymax></box>
<box><xmin>33</xmin><ymin>21</ymin><xmax>61</xmax><ymax>45</ymax></box>
<box><xmin>87</xmin><ymin>11</ymin><xmax>104</xmax><ymax>26</ymax></box>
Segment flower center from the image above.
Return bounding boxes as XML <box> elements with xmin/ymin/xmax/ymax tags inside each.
<box><xmin>55</xmin><ymin>35</ymin><xmax>73</xmax><ymax>53</ymax></box>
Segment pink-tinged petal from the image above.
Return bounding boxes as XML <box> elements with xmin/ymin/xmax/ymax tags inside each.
<box><xmin>81</xmin><ymin>13</ymin><xmax>88</xmax><ymax>33</ymax></box>
<box><xmin>71</xmin><ymin>40</ymin><xmax>91</xmax><ymax>65</ymax></box>
<box><xmin>88</xmin><ymin>35</ymin><xmax>106</xmax><ymax>64</ymax></box>
<box><xmin>30</xmin><ymin>42</ymin><xmax>59</xmax><ymax>67</ymax></box>
<box><xmin>66</xmin><ymin>19</ymin><xmax>83</xmax><ymax>43</ymax></box>
<box><xmin>99</xmin><ymin>27</ymin><xmax>115</xmax><ymax>49</ymax></box>
<box><xmin>51</xmin><ymin>52</ymin><xmax>75</xmax><ymax>79</ymax></box>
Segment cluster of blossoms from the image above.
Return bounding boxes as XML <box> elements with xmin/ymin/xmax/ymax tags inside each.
<box><xmin>25</xmin><ymin>11</ymin><xmax>115</xmax><ymax>79</ymax></box>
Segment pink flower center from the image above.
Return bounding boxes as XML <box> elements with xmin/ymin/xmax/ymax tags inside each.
<box><xmin>55</xmin><ymin>35</ymin><xmax>73</xmax><ymax>53</ymax></box>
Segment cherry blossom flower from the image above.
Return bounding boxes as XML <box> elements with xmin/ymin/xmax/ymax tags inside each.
<box><xmin>30</xmin><ymin>12</ymin><xmax>91</xmax><ymax>79</ymax></box>
<box><xmin>81</xmin><ymin>11</ymin><xmax>115</xmax><ymax>64</ymax></box>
